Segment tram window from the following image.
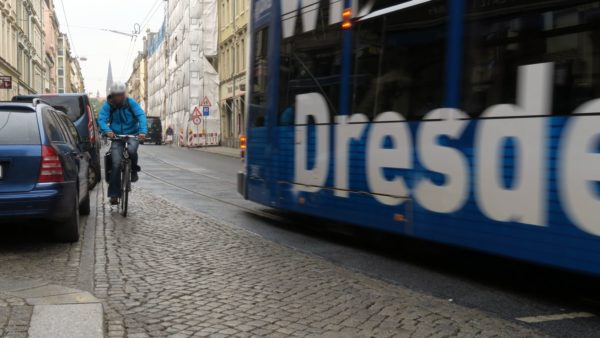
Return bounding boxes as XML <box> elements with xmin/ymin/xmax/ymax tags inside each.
<box><xmin>251</xmin><ymin>27</ymin><xmax>269</xmax><ymax>127</ymax></box>
<box><xmin>352</xmin><ymin>0</ymin><xmax>447</xmax><ymax>120</ymax></box>
<box><xmin>278</xmin><ymin>3</ymin><xmax>342</xmax><ymax>125</ymax></box>
<box><xmin>462</xmin><ymin>0</ymin><xmax>600</xmax><ymax>117</ymax></box>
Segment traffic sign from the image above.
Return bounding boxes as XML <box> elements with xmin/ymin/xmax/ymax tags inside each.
<box><xmin>200</xmin><ymin>96</ymin><xmax>212</xmax><ymax>107</ymax></box>
<box><xmin>192</xmin><ymin>116</ymin><xmax>202</xmax><ymax>125</ymax></box>
<box><xmin>192</xmin><ymin>106</ymin><xmax>201</xmax><ymax>118</ymax></box>
<box><xmin>203</xmin><ymin>106</ymin><xmax>210</xmax><ymax>116</ymax></box>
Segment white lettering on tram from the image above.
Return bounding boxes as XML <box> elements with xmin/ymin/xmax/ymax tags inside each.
<box><xmin>292</xmin><ymin>62</ymin><xmax>600</xmax><ymax>236</ymax></box>
<box><xmin>476</xmin><ymin>62</ymin><xmax>553</xmax><ymax>227</ymax></box>
<box><xmin>367</xmin><ymin>112</ymin><xmax>413</xmax><ymax>206</ymax></box>
<box><xmin>335</xmin><ymin>114</ymin><xmax>368</xmax><ymax>198</ymax></box>
<box><xmin>294</xmin><ymin>93</ymin><xmax>330</xmax><ymax>192</ymax></box>
<box><xmin>560</xmin><ymin>100</ymin><xmax>600</xmax><ymax>236</ymax></box>
<box><xmin>415</xmin><ymin>108</ymin><xmax>469</xmax><ymax>213</ymax></box>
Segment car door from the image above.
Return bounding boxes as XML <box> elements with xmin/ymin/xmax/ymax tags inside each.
<box><xmin>54</xmin><ymin>111</ymin><xmax>89</xmax><ymax>203</ymax></box>
<box><xmin>43</xmin><ymin>109</ymin><xmax>78</xmax><ymax>184</ymax></box>
<box><xmin>44</xmin><ymin>110</ymin><xmax>84</xmax><ymax>200</ymax></box>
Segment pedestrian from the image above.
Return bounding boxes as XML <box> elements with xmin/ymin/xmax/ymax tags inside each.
<box><xmin>97</xmin><ymin>82</ymin><xmax>148</xmax><ymax>205</ymax></box>
<box><xmin>166</xmin><ymin>125</ymin><xmax>174</xmax><ymax>144</ymax></box>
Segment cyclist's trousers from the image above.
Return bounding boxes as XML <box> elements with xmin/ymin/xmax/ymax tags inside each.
<box><xmin>108</xmin><ymin>139</ymin><xmax>140</xmax><ymax>198</ymax></box>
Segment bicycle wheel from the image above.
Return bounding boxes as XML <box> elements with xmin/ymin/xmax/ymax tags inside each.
<box><xmin>120</xmin><ymin>160</ymin><xmax>131</xmax><ymax>217</ymax></box>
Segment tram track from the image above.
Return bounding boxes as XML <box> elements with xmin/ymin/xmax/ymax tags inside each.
<box><xmin>138</xmin><ymin>148</ymin><xmax>286</xmax><ymax>222</ymax></box>
<box><xmin>136</xmin><ymin>147</ymin><xmax>600</xmax><ymax>337</ymax></box>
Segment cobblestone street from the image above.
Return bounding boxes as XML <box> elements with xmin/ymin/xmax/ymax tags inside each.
<box><xmin>0</xmin><ymin>146</ymin><xmax>599</xmax><ymax>337</ymax></box>
<box><xmin>93</xmin><ymin>182</ymin><xmax>545</xmax><ymax>338</ymax></box>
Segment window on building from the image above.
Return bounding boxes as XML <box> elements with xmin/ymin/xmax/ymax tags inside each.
<box><xmin>241</xmin><ymin>38</ymin><xmax>246</xmax><ymax>71</ymax></box>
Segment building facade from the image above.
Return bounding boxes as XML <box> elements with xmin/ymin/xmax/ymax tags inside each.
<box><xmin>218</xmin><ymin>0</ymin><xmax>249</xmax><ymax>148</ymax></box>
<box><xmin>56</xmin><ymin>33</ymin><xmax>84</xmax><ymax>93</ymax></box>
<box><xmin>0</xmin><ymin>0</ymin><xmax>45</xmax><ymax>97</ymax></box>
<box><xmin>146</xmin><ymin>25</ymin><xmax>167</xmax><ymax>118</ymax></box>
<box><xmin>165</xmin><ymin>0</ymin><xmax>220</xmax><ymax>147</ymax></box>
<box><xmin>0</xmin><ymin>0</ymin><xmax>73</xmax><ymax>98</ymax></box>
<box><xmin>69</xmin><ymin>54</ymin><xmax>84</xmax><ymax>92</ymax></box>
<box><xmin>0</xmin><ymin>0</ymin><xmax>20</xmax><ymax>100</ymax></box>
<box><xmin>126</xmin><ymin>50</ymin><xmax>148</xmax><ymax>112</ymax></box>
<box><xmin>42</xmin><ymin>0</ymin><xmax>59</xmax><ymax>93</ymax></box>
<box><xmin>56</xmin><ymin>33</ymin><xmax>68</xmax><ymax>93</ymax></box>
<box><xmin>15</xmin><ymin>0</ymin><xmax>45</xmax><ymax>95</ymax></box>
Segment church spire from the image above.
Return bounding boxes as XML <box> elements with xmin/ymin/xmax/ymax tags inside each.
<box><xmin>106</xmin><ymin>60</ymin><xmax>114</xmax><ymax>96</ymax></box>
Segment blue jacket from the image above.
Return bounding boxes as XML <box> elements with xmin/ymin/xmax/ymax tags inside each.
<box><xmin>98</xmin><ymin>97</ymin><xmax>148</xmax><ymax>135</ymax></box>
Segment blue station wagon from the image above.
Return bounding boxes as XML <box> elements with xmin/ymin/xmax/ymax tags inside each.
<box><xmin>0</xmin><ymin>100</ymin><xmax>90</xmax><ymax>242</ymax></box>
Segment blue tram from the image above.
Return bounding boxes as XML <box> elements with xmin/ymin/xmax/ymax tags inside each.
<box><xmin>238</xmin><ymin>0</ymin><xmax>600</xmax><ymax>276</ymax></box>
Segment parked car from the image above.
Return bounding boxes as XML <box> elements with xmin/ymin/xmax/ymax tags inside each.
<box><xmin>146</xmin><ymin>117</ymin><xmax>162</xmax><ymax>145</ymax></box>
<box><xmin>12</xmin><ymin>94</ymin><xmax>101</xmax><ymax>189</ymax></box>
<box><xmin>0</xmin><ymin>100</ymin><xmax>90</xmax><ymax>242</ymax></box>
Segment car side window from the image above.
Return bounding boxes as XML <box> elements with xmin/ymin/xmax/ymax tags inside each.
<box><xmin>43</xmin><ymin>109</ymin><xmax>67</xmax><ymax>144</ymax></box>
<box><xmin>57</xmin><ymin>112</ymin><xmax>80</xmax><ymax>145</ymax></box>
<box><xmin>51</xmin><ymin>111</ymin><xmax>75</xmax><ymax>145</ymax></box>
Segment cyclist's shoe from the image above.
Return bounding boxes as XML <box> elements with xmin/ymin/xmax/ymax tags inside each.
<box><xmin>131</xmin><ymin>171</ymin><xmax>139</xmax><ymax>183</ymax></box>
<box><xmin>110</xmin><ymin>197</ymin><xmax>119</xmax><ymax>205</ymax></box>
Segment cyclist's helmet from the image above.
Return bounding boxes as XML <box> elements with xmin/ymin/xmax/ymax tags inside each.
<box><xmin>109</xmin><ymin>81</ymin><xmax>127</xmax><ymax>96</ymax></box>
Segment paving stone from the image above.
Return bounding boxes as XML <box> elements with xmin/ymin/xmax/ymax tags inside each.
<box><xmin>93</xmin><ymin>185</ymin><xmax>547</xmax><ymax>337</ymax></box>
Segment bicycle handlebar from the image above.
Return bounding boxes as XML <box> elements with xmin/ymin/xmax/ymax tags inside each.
<box><xmin>108</xmin><ymin>134</ymin><xmax>139</xmax><ymax>140</ymax></box>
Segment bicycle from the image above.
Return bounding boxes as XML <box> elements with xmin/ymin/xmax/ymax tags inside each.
<box><xmin>105</xmin><ymin>135</ymin><xmax>138</xmax><ymax>217</ymax></box>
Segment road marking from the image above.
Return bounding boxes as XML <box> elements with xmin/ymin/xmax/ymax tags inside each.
<box><xmin>516</xmin><ymin>312</ymin><xmax>595</xmax><ymax>323</ymax></box>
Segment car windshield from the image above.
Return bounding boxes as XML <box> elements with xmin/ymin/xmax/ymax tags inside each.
<box><xmin>148</xmin><ymin>118</ymin><xmax>161</xmax><ymax>129</ymax></box>
<box><xmin>0</xmin><ymin>110</ymin><xmax>40</xmax><ymax>145</ymax></box>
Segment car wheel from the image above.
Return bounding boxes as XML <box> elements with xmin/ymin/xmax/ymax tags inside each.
<box><xmin>88</xmin><ymin>163</ymin><xmax>101</xmax><ymax>190</ymax></box>
<box><xmin>87</xmin><ymin>166</ymin><xmax>96</xmax><ymax>189</ymax></box>
<box><xmin>53</xmin><ymin>194</ymin><xmax>80</xmax><ymax>242</ymax></box>
<box><xmin>79</xmin><ymin>193</ymin><xmax>91</xmax><ymax>215</ymax></box>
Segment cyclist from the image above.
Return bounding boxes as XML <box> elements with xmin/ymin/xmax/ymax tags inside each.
<box><xmin>98</xmin><ymin>82</ymin><xmax>148</xmax><ymax>205</ymax></box>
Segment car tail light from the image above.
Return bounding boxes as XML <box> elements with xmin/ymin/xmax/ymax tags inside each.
<box><xmin>86</xmin><ymin>104</ymin><xmax>96</xmax><ymax>143</ymax></box>
<box><xmin>38</xmin><ymin>145</ymin><xmax>64</xmax><ymax>183</ymax></box>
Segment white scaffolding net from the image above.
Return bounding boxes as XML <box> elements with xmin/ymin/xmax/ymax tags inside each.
<box><xmin>165</xmin><ymin>0</ymin><xmax>220</xmax><ymax>147</ymax></box>
<box><xmin>147</xmin><ymin>23</ymin><xmax>167</xmax><ymax>119</ymax></box>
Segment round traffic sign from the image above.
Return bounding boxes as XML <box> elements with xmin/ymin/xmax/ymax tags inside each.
<box><xmin>193</xmin><ymin>117</ymin><xmax>202</xmax><ymax>125</ymax></box>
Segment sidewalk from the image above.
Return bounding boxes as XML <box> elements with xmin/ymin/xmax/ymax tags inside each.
<box><xmin>189</xmin><ymin>145</ymin><xmax>241</xmax><ymax>158</ymax></box>
<box><xmin>0</xmin><ymin>183</ymin><xmax>105</xmax><ymax>338</ymax></box>
<box><xmin>0</xmin><ymin>278</ymin><xmax>103</xmax><ymax>338</ymax></box>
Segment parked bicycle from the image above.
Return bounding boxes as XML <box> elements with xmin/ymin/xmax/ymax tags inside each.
<box><xmin>105</xmin><ymin>135</ymin><xmax>138</xmax><ymax>216</ymax></box>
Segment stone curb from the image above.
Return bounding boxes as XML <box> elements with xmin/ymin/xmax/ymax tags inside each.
<box><xmin>0</xmin><ymin>278</ymin><xmax>104</xmax><ymax>338</ymax></box>
<box><xmin>189</xmin><ymin>145</ymin><xmax>241</xmax><ymax>158</ymax></box>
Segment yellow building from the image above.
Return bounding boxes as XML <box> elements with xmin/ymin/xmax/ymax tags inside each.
<box><xmin>69</xmin><ymin>55</ymin><xmax>84</xmax><ymax>92</ymax></box>
<box><xmin>218</xmin><ymin>0</ymin><xmax>249</xmax><ymax>148</ymax></box>
<box><xmin>126</xmin><ymin>51</ymin><xmax>147</xmax><ymax>112</ymax></box>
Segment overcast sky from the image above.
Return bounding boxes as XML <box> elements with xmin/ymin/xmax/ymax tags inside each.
<box><xmin>55</xmin><ymin>0</ymin><xmax>165</xmax><ymax>97</ymax></box>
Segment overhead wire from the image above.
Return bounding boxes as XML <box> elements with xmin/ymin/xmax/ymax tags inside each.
<box><xmin>58</xmin><ymin>0</ymin><xmax>78</xmax><ymax>56</ymax></box>
<box><xmin>121</xmin><ymin>0</ymin><xmax>163</xmax><ymax>80</ymax></box>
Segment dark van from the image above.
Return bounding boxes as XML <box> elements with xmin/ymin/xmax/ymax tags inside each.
<box><xmin>12</xmin><ymin>94</ymin><xmax>101</xmax><ymax>189</ymax></box>
<box><xmin>146</xmin><ymin>117</ymin><xmax>162</xmax><ymax>145</ymax></box>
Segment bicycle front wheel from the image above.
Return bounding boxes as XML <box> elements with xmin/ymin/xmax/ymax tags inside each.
<box><xmin>120</xmin><ymin>160</ymin><xmax>131</xmax><ymax>217</ymax></box>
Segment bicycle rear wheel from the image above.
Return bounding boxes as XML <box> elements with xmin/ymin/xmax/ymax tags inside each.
<box><xmin>120</xmin><ymin>160</ymin><xmax>131</xmax><ymax>217</ymax></box>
